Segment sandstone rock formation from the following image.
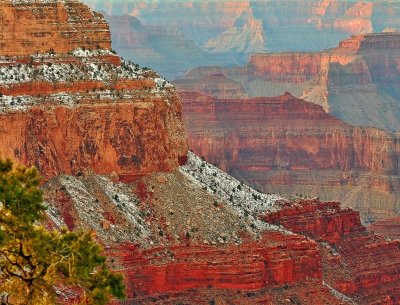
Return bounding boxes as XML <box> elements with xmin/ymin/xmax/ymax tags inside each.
<box><xmin>82</xmin><ymin>0</ymin><xmax>400</xmax><ymax>79</ymax></box>
<box><xmin>44</xmin><ymin>153</ymin><xmax>400</xmax><ymax>304</ymax></box>
<box><xmin>0</xmin><ymin>0</ymin><xmax>111</xmax><ymax>56</ymax></box>
<box><xmin>178</xmin><ymin>91</ymin><xmax>400</xmax><ymax>222</ymax></box>
<box><xmin>265</xmin><ymin>198</ymin><xmax>400</xmax><ymax>304</ymax></box>
<box><xmin>0</xmin><ymin>0</ymin><xmax>187</xmax><ymax>181</ymax></box>
<box><xmin>177</xmin><ymin>32</ymin><xmax>400</xmax><ymax>131</ymax></box>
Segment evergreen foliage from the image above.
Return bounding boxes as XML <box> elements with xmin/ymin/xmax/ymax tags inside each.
<box><xmin>0</xmin><ymin>158</ymin><xmax>125</xmax><ymax>305</ymax></box>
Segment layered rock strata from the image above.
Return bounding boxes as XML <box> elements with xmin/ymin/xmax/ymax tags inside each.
<box><xmin>265</xmin><ymin>198</ymin><xmax>400</xmax><ymax>304</ymax></box>
<box><xmin>179</xmin><ymin>91</ymin><xmax>400</xmax><ymax>222</ymax></box>
<box><xmin>0</xmin><ymin>0</ymin><xmax>187</xmax><ymax>181</ymax></box>
<box><xmin>177</xmin><ymin>32</ymin><xmax>400</xmax><ymax>131</ymax></box>
<box><xmin>3</xmin><ymin>1</ymin><xmax>400</xmax><ymax>305</ymax></box>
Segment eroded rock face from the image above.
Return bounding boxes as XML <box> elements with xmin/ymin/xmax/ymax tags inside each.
<box><xmin>83</xmin><ymin>1</ymin><xmax>400</xmax><ymax>80</ymax></box>
<box><xmin>113</xmin><ymin>233</ymin><xmax>321</xmax><ymax>298</ymax></box>
<box><xmin>0</xmin><ymin>0</ymin><xmax>187</xmax><ymax>180</ymax></box>
<box><xmin>43</xmin><ymin>156</ymin><xmax>352</xmax><ymax>305</ymax></box>
<box><xmin>43</xmin><ymin>155</ymin><xmax>400</xmax><ymax>305</ymax></box>
<box><xmin>4</xmin><ymin>1</ymin><xmax>400</xmax><ymax>305</ymax></box>
<box><xmin>264</xmin><ymin>199</ymin><xmax>365</xmax><ymax>245</ymax></box>
<box><xmin>179</xmin><ymin>90</ymin><xmax>400</xmax><ymax>221</ymax></box>
<box><xmin>264</xmin><ymin>198</ymin><xmax>400</xmax><ymax>304</ymax></box>
<box><xmin>177</xmin><ymin>32</ymin><xmax>400</xmax><ymax>131</ymax></box>
<box><xmin>0</xmin><ymin>0</ymin><xmax>111</xmax><ymax>56</ymax></box>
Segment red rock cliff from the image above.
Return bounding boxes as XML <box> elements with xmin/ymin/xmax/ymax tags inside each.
<box><xmin>179</xmin><ymin>90</ymin><xmax>400</xmax><ymax>221</ymax></box>
<box><xmin>179</xmin><ymin>33</ymin><xmax>400</xmax><ymax>131</ymax></box>
<box><xmin>264</xmin><ymin>198</ymin><xmax>400</xmax><ymax>304</ymax></box>
<box><xmin>0</xmin><ymin>0</ymin><xmax>111</xmax><ymax>56</ymax></box>
<box><xmin>0</xmin><ymin>0</ymin><xmax>187</xmax><ymax>181</ymax></box>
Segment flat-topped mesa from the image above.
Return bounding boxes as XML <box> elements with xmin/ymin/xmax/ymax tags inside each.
<box><xmin>0</xmin><ymin>0</ymin><xmax>188</xmax><ymax>180</ymax></box>
<box><xmin>179</xmin><ymin>89</ymin><xmax>400</xmax><ymax>222</ymax></box>
<box><xmin>248</xmin><ymin>53</ymin><xmax>323</xmax><ymax>83</ymax></box>
<box><xmin>0</xmin><ymin>0</ymin><xmax>111</xmax><ymax>56</ymax></box>
<box><xmin>338</xmin><ymin>32</ymin><xmax>400</xmax><ymax>51</ymax></box>
<box><xmin>181</xmin><ymin>91</ymin><xmax>399</xmax><ymax>174</ymax></box>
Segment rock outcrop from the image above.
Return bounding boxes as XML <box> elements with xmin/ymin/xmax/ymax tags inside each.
<box><xmin>0</xmin><ymin>0</ymin><xmax>111</xmax><ymax>56</ymax></box>
<box><xmin>265</xmin><ymin>198</ymin><xmax>400</xmax><ymax>304</ymax></box>
<box><xmin>178</xmin><ymin>90</ymin><xmax>400</xmax><ymax>222</ymax></box>
<box><xmin>0</xmin><ymin>0</ymin><xmax>187</xmax><ymax>181</ymax></box>
<box><xmin>44</xmin><ymin>153</ymin><xmax>400</xmax><ymax>305</ymax></box>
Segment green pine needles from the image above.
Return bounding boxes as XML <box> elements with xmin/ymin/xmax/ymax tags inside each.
<box><xmin>0</xmin><ymin>158</ymin><xmax>125</xmax><ymax>305</ymax></box>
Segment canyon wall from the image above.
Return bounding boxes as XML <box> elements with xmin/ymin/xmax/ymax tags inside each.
<box><xmin>265</xmin><ymin>198</ymin><xmax>400</xmax><ymax>305</ymax></box>
<box><xmin>179</xmin><ymin>32</ymin><xmax>400</xmax><ymax>131</ymax></box>
<box><xmin>179</xmin><ymin>91</ymin><xmax>400</xmax><ymax>222</ymax></box>
<box><xmin>0</xmin><ymin>0</ymin><xmax>187</xmax><ymax>181</ymax></box>
<box><xmin>80</xmin><ymin>0</ymin><xmax>400</xmax><ymax>79</ymax></box>
<box><xmin>2</xmin><ymin>1</ymin><xmax>400</xmax><ymax>305</ymax></box>
<box><xmin>0</xmin><ymin>0</ymin><xmax>111</xmax><ymax>56</ymax></box>
<box><xmin>44</xmin><ymin>154</ymin><xmax>400</xmax><ymax>305</ymax></box>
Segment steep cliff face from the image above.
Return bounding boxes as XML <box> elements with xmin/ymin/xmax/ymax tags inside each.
<box><xmin>0</xmin><ymin>0</ymin><xmax>187</xmax><ymax>180</ymax></box>
<box><xmin>179</xmin><ymin>91</ymin><xmax>400</xmax><ymax>222</ymax></box>
<box><xmin>264</xmin><ymin>198</ymin><xmax>400</xmax><ymax>304</ymax></box>
<box><xmin>0</xmin><ymin>0</ymin><xmax>111</xmax><ymax>56</ymax></box>
<box><xmin>178</xmin><ymin>32</ymin><xmax>400</xmax><ymax>132</ymax></box>
<box><xmin>80</xmin><ymin>0</ymin><xmax>400</xmax><ymax>79</ymax></box>
<box><xmin>43</xmin><ymin>153</ymin><xmax>400</xmax><ymax>305</ymax></box>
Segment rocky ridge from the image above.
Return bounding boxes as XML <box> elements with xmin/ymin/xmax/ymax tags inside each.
<box><xmin>0</xmin><ymin>0</ymin><xmax>187</xmax><ymax>180</ymax></box>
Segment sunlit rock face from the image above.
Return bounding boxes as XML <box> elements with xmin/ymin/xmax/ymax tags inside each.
<box><xmin>0</xmin><ymin>0</ymin><xmax>187</xmax><ymax>181</ymax></box>
<box><xmin>3</xmin><ymin>1</ymin><xmax>400</xmax><ymax>305</ymax></box>
<box><xmin>177</xmin><ymin>32</ymin><xmax>400</xmax><ymax>131</ymax></box>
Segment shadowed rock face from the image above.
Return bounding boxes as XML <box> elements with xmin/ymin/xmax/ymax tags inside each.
<box><xmin>179</xmin><ymin>90</ymin><xmax>400</xmax><ymax>222</ymax></box>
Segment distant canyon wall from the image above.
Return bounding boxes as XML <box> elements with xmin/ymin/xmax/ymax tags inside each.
<box><xmin>179</xmin><ymin>91</ymin><xmax>400</xmax><ymax>222</ymax></box>
<box><xmin>81</xmin><ymin>0</ymin><xmax>400</xmax><ymax>78</ymax></box>
<box><xmin>178</xmin><ymin>33</ymin><xmax>400</xmax><ymax>132</ymax></box>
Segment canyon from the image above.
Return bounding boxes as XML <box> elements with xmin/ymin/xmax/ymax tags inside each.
<box><xmin>174</xmin><ymin>32</ymin><xmax>400</xmax><ymax>223</ymax></box>
<box><xmin>82</xmin><ymin>0</ymin><xmax>400</xmax><ymax>79</ymax></box>
<box><xmin>178</xmin><ymin>90</ymin><xmax>400</xmax><ymax>223</ymax></box>
<box><xmin>177</xmin><ymin>32</ymin><xmax>400</xmax><ymax>131</ymax></box>
<box><xmin>1</xmin><ymin>1</ymin><xmax>400</xmax><ymax>305</ymax></box>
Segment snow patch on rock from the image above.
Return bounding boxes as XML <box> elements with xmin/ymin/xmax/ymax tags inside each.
<box><xmin>180</xmin><ymin>152</ymin><xmax>292</xmax><ymax>234</ymax></box>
